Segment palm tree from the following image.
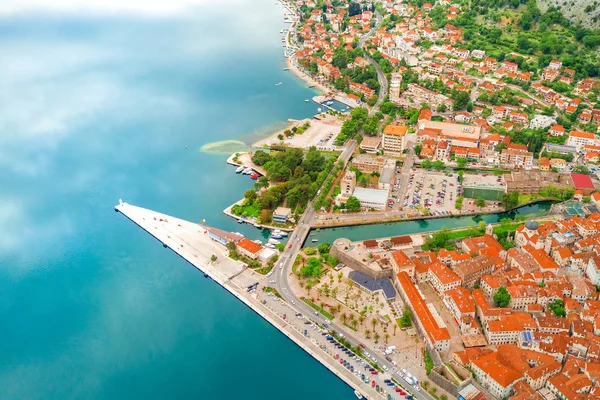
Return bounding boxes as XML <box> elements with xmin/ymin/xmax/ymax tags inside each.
<box><xmin>341</xmin><ymin>312</ymin><xmax>348</xmax><ymax>324</ymax></box>
<box><xmin>374</xmin><ymin>333</ymin><xmax>380</xmax><ymax>343</ymax></box>
<box><xmin>299</xmin><ymin>281</ymin><xmax>304</xmax><ymax>288</ymax></box>
<box><xmin>336</xmin><ymin>304</ymin><xmax>342</xmax><ymax>315</ymax></box>
<box><xmin>306</xmin><ymin>283</ymin><xmax>313</xmax><ymax>296</ymax></box>
<box><xmin>371</xmin><ymin>317</ymin><xmax>378</xmax><ymax>331</ymax></box>
<box><xmin>348</xmin><ymin>279</ymin><xmax>355</xmax><ymax>293</ymax></box>
<box><xmin>365</xmin><ymin>329</ymin><xmax>371</xmax><ymax>339</ymax></box>
<box><xmin>351</xmin><ymin>319</ymin><xmax>358</xmax><ymax>330</ymax></box>
<box><xmin>422</xmin><ymin>381</ymin><xmax>430</xmax><ymax>390</ymax></box>
<box><xmin>329</xmin><ymin>305</ymin><xmax>338</xmax><ymax>317</ymax></box>
<box><xmin>384</xmin><ymin>333</ymin><xmax>390</xmax><ymax>344</ymax></box>
<box><xmin>359</xmin><ymin>315</ymin><xmax>365</xmax><ymax>326</ymax></box>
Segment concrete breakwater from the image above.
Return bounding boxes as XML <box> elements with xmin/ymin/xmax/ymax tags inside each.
<box><xmin>115</xmin><ymin>201</ymin><xmax>382</xmax><ymax>399</ymax></box>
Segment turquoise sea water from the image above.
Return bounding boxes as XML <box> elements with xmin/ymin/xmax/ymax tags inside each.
<box><xmin>0</xmin><ymin>1</ymin><xmax>553</xmax><ymax>398</ymax></box>
<box><xmin>0</xmin><ymin>1</ymin><xmax>353</xmax><ymax>398</ymax></box>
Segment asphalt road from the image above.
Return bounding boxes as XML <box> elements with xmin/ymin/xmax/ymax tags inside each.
<box><xmin>270</xmin><ymin>141</ymin><xmax>432</xmax><ymax>400</ymax></box>
<box><xmin>358</xmin><ymin>11</ymin><xmax>388</xmax><ymax>115</ymax></box>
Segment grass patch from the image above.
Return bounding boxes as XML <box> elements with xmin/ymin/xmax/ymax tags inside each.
<box><xmin>424</xmin><ymin>349</ymin><xmax>434</xmax><ymax>375</ymax></box>
<box><xmin>231</xmin><ymin>202</ymin><xmax>261</xmax><ymax>218</ymax></box>
<box><xmin>255</xmin><ymin>266</ymin><xmax>273</xmax><ymax>275</ymax></box>
<box><xmin>303</xmin><ymin>298</ymin><xmax>334</xmax><ymax>320</ymax></box>
<box><xmin>264</xmin><ymin>287</ymin><xmax>282</xmax><ymax>298</ymax></box>
<box><xmin>343</xmin><ymin>323</ymin><xmax>358</xmax><ymax>332</ymax></box>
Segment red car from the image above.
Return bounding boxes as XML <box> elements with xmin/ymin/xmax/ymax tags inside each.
<box><xmin>359</xmin><ymin>343</ymin><xmax>365</xmax><ymax>348</ymax></box>
<box><xmin>370</xmin><ymin>370</ymin><xmax>378</xmax><ymax>375</ymax></box>
<box><xmin>371</xmin><ymin>380</ymin><xmax>376</xmax><ymax>388</ymax></box>
<box><xmin>339</xmin><ymin>359</ymin><xmax>344</xmax><ymax>364</ymax></box>
<box><xmin>335</xmin><ymin>354</ymin><xmax>339</xmax><ymax>359</ymax></box>
<box><xmin>396</xmin><ymin>388</ymin><xmax>402</xmax><ymax>393</ymax></box>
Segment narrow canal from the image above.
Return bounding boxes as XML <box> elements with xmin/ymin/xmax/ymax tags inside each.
<box><xmin>306</xmin><ymin>201</ymin><xmax>553</xmax><ymax>246</ymax></box>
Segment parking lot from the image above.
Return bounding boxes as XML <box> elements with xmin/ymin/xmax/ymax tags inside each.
<box><xmin>252</xmin><ymin>115</ymin><xmax>343</xmax><ymax>151</ymax></box>
<box><xmin>259</xmin><ymin>289</ymin><xmax>421</xmax><ymax>400</ymax></box>
<box><xmin>391</xmin><ymin>169</ymin><xmax>460</xmax><ymax>215</ymax></box>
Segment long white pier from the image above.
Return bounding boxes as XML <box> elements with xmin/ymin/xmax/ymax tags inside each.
<box><xmin>115</xmin><ymin>201</ymin><xmax>382</xmax><ymax>399</ymax></box>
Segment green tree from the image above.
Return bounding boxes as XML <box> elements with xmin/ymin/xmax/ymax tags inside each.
<box><xmin>414</xmin><ymin>144</ymin><xmax>423</xmax><ymax>155</ymax></box>
<box><xmin>432</xmin><ymin>160</ymin><xmax>445</xmax><ymax>171</ymax></box>
<box><xmin>502</xmin><ymin>191</ymin><xmax>519</xmax><ymax>209</ymax></box>
<box><xmin>453</xmin><ymin>91</ymin><xmax>470</xmax><ymax>110</ymax></box>
<box><xmin>252</xmin><ymin>150</ymin><xmax>271</xmax><ymax>166</ymax></box>
<box><xmin>574</xmin><ymin>165</ymin><xmax>589</xmax><ymax>174</ymax></box>
<box><xmin>346</xmin><ymin>196</ymin><xmax>361</xmax><ymax>212</ymax></box>
<box><xmin>264</xmin><ymin>160</ymin><xmax>291</xmax><ymax>182</ymax></box>
<box><xmin>493</xmin><ymin>287</ymin><xmax>511</xmax><ymax>308</ymax></box>
<box><xmin>318</xmin><ymin>243</ymin><xmax>331</xmax><ymax>255</ymax></box>
<box><xmin>244</xmin><ymin>189</ymin><xmax>257</xmax><ymax>203</ymax></box>
<box><xmin>399</xmin><ymin>307</ymin><xmax>413</xmax><ymax>327</ymax></box>
<box><xmin>210</xmin><ymin>254</ymin><xmax>218</xmax><ymax>262</ymax></box>
<box><xmin>455</xmin><ymin>196</ymin><xmax>464</xmax><ymax>210</ymax></box>
<box><xmin>302</xmin><ymin>147</ymin><xmax>326</xmax><ymax>172</ymax></box>
<box><xmin>548</xmin><ymin>299</ymin><xmax>566</xmax><ymax>317</ymax></box>
<box><xmin>475</xmin><ymin>197</ymin><xmax>486</xmax><ymax>208</ymax></box>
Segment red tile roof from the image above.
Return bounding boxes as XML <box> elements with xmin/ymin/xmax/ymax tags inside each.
<box><xmin>237</xmin><ymin>238</ymin><xmax>263</xmax><ymax>254</ymax></box>
<box><xmin>571</xmin><ymin>174</ymin><xmax>595</xmax><ymax>190</ymax></box>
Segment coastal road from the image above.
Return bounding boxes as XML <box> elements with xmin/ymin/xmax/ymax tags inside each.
<box><xmin>358</xmin><ymin>11</ymin><xmax>388</xmax><ymax>115</ymax></box>
<box><xmin>271</xmin><ymin>141</ymin><xmax>433</xmax><ymax>400</ymax></box>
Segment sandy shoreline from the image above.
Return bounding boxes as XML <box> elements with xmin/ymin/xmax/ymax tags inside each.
<box><xmin>285</xmin><ymin>56</ymin><xmax>331</xmax><ymax>95</ymax></box>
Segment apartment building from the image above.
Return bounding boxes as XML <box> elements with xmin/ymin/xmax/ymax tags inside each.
<box><xmin>428</xmin><ymin>262</ymin><xmax>461</xmax><ymax>293</ymax></box>
<box><xmin>382</xmin><ymin>124</ymin><xmax>408</xmax><ymax>156</ymax></box>
<box><xmin>351</xmin><ymin>154</ymin><xmax>386</xmax><ymax>174</ymax></box>
<box><xmin>566</xmin><ymin>130</ymin><xmax>596</xmax><ymax>152</ymax></box>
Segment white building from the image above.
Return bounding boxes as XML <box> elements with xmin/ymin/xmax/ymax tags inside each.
<box><xmin>353</xmin><ymin>187</ymin><xmax>389</xmax><ymax>210</ymax></box>
<box><xmin>587</xmin><ymin>256</ymin><xmax>600</xmax><ymax>285</ymax></box>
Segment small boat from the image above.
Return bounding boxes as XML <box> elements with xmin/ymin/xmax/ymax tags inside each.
<box><xmin>279</xmin><ymin>29</ymin><xmax>284</xmax><ymax>33</ymax></box>
<box><xmin>271</xmin><ymin>234</ymin><xmax>283</xmax><ymax>239</ymax></box>
<box><xmin>268</xmin><ymin>238</ymin><xmax>280</xmax><ymax>245</ymax></box>
<box><xmin>253</xmin><ymin>239</ymin><xmax>263</xmax><ymax>245</ymax></box>
<box><xmin>311</xmin><ymin>239</ymin><xmax>318</xmax><ymax>243</ymax></box>
<box><xmin>266</xmin><ymin>243</ymin><xmax>275</xmax><ymax>249</ymax></box>
<box><xmin>250</xmin><ymin>173</ymin><xmax>260</xmax><ymax>180</ymax></box>
<box><xmin>354</xmin><ymin>391</ymin><xmax>363</xmax><ymax>399</ymax></box>
<box><xmin>275</xmin><ymin>82</ymin><xmax>283</xmax><ymax>86</ymax></box>
<box><xmin>235</xmin><ymin>166</ymin><xmax>244</xmax><ymax>173</ymax></box>
<box><xmin>305</xmin><ymin>99</ymin><xmax>309</xmax><ymax>102</ymax></box>
<box><xmin>284</xmin><ymin>68</ymin><xmax>290</xmax><ymax>71</ymax></box>
<box><xmin>242</xmin><ymin>168</ymin><xmax>253</xmax><ymax>174</ymax></box>
<box><xmin>273</xmin><ymin>229</ymin><xmax>288</xmax><ymax>237</ymax></box>
<box><xmin>237</xmin><ymin>219</ymin><xmax>244</xmax><ymax>224</ymax></box>
<box><xmin>253</xmin><ymin>223</ymin><xmax>262</xmax><ymax>229</ymax></box>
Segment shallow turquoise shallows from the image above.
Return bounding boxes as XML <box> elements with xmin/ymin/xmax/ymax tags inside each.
<box><xmin>0</xmin><ymin>1</ymin><xmax>552</xmax><ymax>398</ymax></box>
<box><xmin>0</xmin><ymin>1</ymin><xmax>352</xmax><ymax>398</ymax></box>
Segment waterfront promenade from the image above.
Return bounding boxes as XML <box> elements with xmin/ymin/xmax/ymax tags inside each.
<box><xmin>115</xmin><ymin>201</ymin><xmax>383</xmax><ymax>399</ymax></box>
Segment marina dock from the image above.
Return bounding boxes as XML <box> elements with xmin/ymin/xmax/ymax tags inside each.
<box><xmin>115</xmin><ymin>201</ymin><xmax>382</xmax><ymax>399</ymax></box>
